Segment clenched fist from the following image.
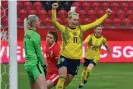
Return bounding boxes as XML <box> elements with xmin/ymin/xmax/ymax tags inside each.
<box><xmin>106</xmin><ymin>8</ymin><xmax>112</xmax><ymax>15</ymax></box>
<box><xmin>52</xmin><ymin>3</ymin><xmax>59</xmax><ymax>10</ymax></box>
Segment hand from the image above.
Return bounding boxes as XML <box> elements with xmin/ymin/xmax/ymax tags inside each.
<box><xmin>52</xmin><ymin>3</ymin><xmax>59</xmax><ymax>10</ymax></box>
<box><xmin>106</xmin><ymin>8</ymin><xmax>112</xmax><ymax>15</ymax></box>
<box><xmin>42</xmin><ymin>65</ymin><xmax>47</xmax><ymax>76</ymax></box>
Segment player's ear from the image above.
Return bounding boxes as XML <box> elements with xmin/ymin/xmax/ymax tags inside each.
<box><xmin>67</xmin><ymin>18</ymin><xmax>71</xmax><ymax>23</ymax></box>
<box><xmin>32</xmin><ymin>21</ymin><xmax>36</xmax><ymax>27</ymax></box>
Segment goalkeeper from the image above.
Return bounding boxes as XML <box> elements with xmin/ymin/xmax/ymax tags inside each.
<box><xmin>24</xmin><ymin>15</ymin><xmax>47</xmax><ymax>89</ymax></box>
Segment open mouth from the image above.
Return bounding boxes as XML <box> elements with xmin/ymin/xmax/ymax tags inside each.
<box><xmin>73</xmin><ymin>23</ymin><xmax>78</xmax><ymax>26</ymax></box>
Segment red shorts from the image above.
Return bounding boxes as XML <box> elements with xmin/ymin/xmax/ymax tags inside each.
<box><xmin>46</xmin><ymin>73</ymin><xmax>59</xmax><ymax>84</ymax></box>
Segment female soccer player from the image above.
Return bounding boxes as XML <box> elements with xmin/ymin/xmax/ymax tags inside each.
<box><xmin>45</xmin><ymin>31</ymin><xmax>61</xmax><ymax>89</ymax></box>
<box><xmin>77</xmin><ymin>26</ymin><xmax>112</xmax><ymax>89</ymax></box>
<box><xmin>24</xmin><ymin>15</ymin><xmax>47</xmax><ymax>89</ymax></box>
<box><xmin>52</xmin><ymin>3</ymin><xmax>112</xmax><ymax>89</ymax></box>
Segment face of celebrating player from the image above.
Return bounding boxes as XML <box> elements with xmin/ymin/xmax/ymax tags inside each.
<box><xmin>68</xmin><ymin>14</ymin><xmax>79</xmax><ymax>29</ymax></box>
<box><xmin>46</xmin><ymin>33</ymin><xmax>55</xmax><ymax>46</ymax></box>
<box><xmin>94</xmin><ymin>27</ymin><xmax>102</xmax><ymax>37</ymax></box>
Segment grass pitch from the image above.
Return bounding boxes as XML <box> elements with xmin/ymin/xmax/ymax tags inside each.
<box><xmin>1</xmin><ymin>63</ymin><xmax>133</xmax><ymax>89</ymax></box>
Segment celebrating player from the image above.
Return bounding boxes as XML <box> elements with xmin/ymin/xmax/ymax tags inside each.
<box><xmin>24</xmin><ymin>15</ymin><xmax>47</xmax><ymax>89</ymax></box>
<box><xmin>52</xmin><ymin>3</ymin><xmax>112</xmax><ymax>89</ymax></box>
<box><xmin>45</xmin><ymin>31</ymin><xmax>61</xmax><ymax>89</ymax></box>
<box><xmin>77</xmin><ymin>26</ymin><xmax>112</xmax><ymax>89</ymax></box>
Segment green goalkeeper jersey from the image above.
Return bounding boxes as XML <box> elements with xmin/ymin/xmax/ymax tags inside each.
<box><xmin>24</xmin><ymin>29</ymin><xmax>45</xmax><ymax>71</ymax></box>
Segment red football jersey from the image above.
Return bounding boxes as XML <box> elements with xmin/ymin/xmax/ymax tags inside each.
<box><xmin>45</xmin><ymin>43</ymin><xmax>60</xmax><ymax>74</ymax></box>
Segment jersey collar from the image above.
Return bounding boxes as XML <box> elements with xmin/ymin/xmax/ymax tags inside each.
<box><xmin>94</xmin><ymin>34</ymin><xmax>102</xmax><ymax>38</ymax></box>
<box><xmin>49</xmin><ymin>42</ymin><xmax>55</xmax><ymax>49</ymax></box>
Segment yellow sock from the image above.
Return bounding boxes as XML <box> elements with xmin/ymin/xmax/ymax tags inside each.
<box><xmin>80</xmin><ymin>69</ymin><xmax>86</xmax><ymax>85</ymax></box>
<box><xmin>84</xmin><ymin>67</ymin><xmax>92</xmax><ymax>81</ymax></box>
<box><xmin>63</xmin><ymin>86</ymin><xmax>66</xmax><ymax>89</ymax></box>
<box><xmin>56</xmin><ymin>76</ymin><xmax>66</xmax><ymax>89</ymax></box>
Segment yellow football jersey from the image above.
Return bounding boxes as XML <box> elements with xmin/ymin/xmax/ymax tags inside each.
<box><xmin>84</xmin><ymin>34</ymin><xmax>106</xmax><ymax>62</ymax></box>
<box><xmin>52</xmin><ymin>9</ymin><xmax>108</xmax><ymax>60</ymax></box>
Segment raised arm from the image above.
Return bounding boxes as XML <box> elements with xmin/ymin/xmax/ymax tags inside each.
<box><xmin>52</xmin><ymin>3</ymin><xmax>65</xmax><ymax>33</ymax></box>
<box><xmin>81</xmin><ymin>8</ymin><xmax>112</xmax><ymax>32</ymax></box>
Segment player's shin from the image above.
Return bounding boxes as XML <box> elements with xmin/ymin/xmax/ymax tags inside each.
<box><xmin>77</xmin><ymin>68</ymin><xmax>87</xmax><ymax>89</ymax></box>
<box><xmin>84</xmin><ymin>66</ymin><xmax>92</xmax><ymax>81</ymax></box>
<box><xmin>56</xmin><ymin>76</ymin><xmax>66</xmax><ymax>89</ymax></box>
<box><xmin>80</xmin><ymin>69</ymin><xmax>86</xmax><ymax>85</ymax></box>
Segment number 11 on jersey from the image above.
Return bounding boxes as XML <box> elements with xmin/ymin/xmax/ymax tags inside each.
<box><xmin>73</xmin><ymin>37</ymin><xmax>78</xmax><ymax>43</ymax></box>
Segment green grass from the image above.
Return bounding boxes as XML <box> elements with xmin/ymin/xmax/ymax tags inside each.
<box><xmin>1</xmin><ymin>63</ymin><xmax>133</xmax><ymax>89</ymax></box>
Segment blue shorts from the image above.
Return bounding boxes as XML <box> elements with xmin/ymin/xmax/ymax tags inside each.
<box><xmin>83</xmin><ymin>58</ymin><xmax>96</xmax><ymax>67</ymax></box>
<box><xmin>57</xmin><ymin>56</ymin><xmax>80</xmax><ymax>76</ymax></box>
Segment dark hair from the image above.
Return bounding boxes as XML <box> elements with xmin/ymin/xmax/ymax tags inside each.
<box><xmin>94</xmin><ymin>25</ymin><xmax>103</xmax><ymax>30</ymax></box>
<box><xmin>48</xmin><ymin>31</ymin><xmax>58</xmax><ymax>42</ymax></box>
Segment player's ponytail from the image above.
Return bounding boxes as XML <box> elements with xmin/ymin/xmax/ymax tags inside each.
<box><xmin>24</xmin><ymin>15</ymin><xmax>38</xmax><ymax>35</ymax></box>
<box><xmin>48</xmin><ymin>31</ymin><xmax>58</xmax><ymax>43</ymax></box>
<box><xmin>24</xmin><ymin>18</ymin><xmax>29</xmax><ymax>35</ymax></box>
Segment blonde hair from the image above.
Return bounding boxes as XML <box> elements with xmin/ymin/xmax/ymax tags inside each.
<box><xmin>67</xmin><ymin>11</ymin><xmax>79</xmax><ymax>19</ymax></box>
<box><xmin>26</xmin><ymin>15</ymin><xmax>38</xmax><ymax>27</ymax></box>
<box><xmin>24</xmin><ymin>15</ymin><xmax>38</xmax><ymax>35</ymax></box>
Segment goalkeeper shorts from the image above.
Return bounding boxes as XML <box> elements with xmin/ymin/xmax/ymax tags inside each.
<box><xmin>26</xmin><ymin>64</ymin><xmax>44</xmax><ymax>83</ymax></box>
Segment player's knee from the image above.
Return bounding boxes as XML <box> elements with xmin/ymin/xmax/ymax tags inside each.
<box><xmin>88</xmin><ymin>64</ymin><xmax>95</xmax><ymax>69</ymax></box>
<box><xmin>58</xmin><ymin>67</ymin><xmax>67</xmax><ymax>77</ymax></box>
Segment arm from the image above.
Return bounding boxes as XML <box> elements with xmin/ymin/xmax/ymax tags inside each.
<box><xmin>54</xmin><ymin>44</ymin><xmax>61</xmax><ymax>60</ymax></box>
<box><xmin>82</xmin><ymin>35</ymin><xmax>91</xmax><ymax>56</ymax></box>
<box><xmin>44</xmin><ymin>53</ymin><xmax>48</xmax><ymax>66</ymax></box>
<box><xmin>81</xmin><ymin>14</ymin><xmax>108</xmax><ymax>32</ymax></box>
<box><xmin>81</xmin><ymin>8</ymin><xmax>112</xmax><ymax>32</ymax></box>
<box><xmin>52</xmin><ymin>3</ymin><xmax>65</xmax><ymax>33</ymax></box>
<box><xmin>84</xmin><ymin>35</ymin><xmax>91</xmax><ymax>43</ymax></box>
<box><xmin>104</xmin><ymin>43</ymin><xmax>111</xmax><ymax>55</ymax></box>
<box><xmin>103</xmin><ymin>38</ymin><xmax>112</xmax><ymax>55</ymax></box>
<box><xmin>33</xmin><ymin>38</ymin><xmax>45</xmax><ymax>66</ymax></box>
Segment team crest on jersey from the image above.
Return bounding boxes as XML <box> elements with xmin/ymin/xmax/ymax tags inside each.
<box><xmin>73</xmin><ymin>32</ymin><xmax>77</xmax><ymax>36</ymax></box>
<box><xmin>57</xmin><ymin>57</ymin><xmax>65</xmax><ymax>65</ymax></box>
<box><xmin>61</xmin><ymin>57</ymin><xmax>65</xmax><ymax>62</ymax></box>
